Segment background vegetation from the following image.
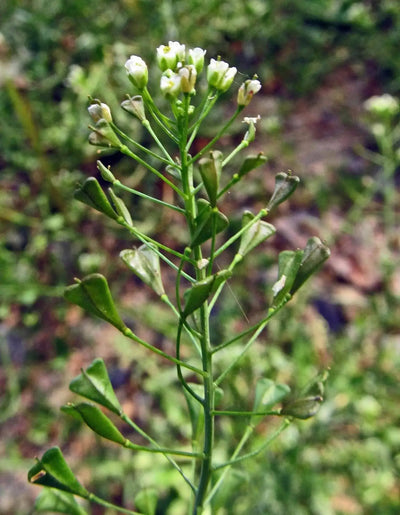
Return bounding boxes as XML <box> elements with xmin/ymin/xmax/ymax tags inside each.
<box><xmin>1</xmin><ymin>1</ymin><xmax>399</xmax><ymax>513</ymax></box>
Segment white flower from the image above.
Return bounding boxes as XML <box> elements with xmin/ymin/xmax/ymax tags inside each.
<box><xmin>207</xmin><ymin>58</ymin><xmax>237</xmax><ymax>92</ymax></box>
<box><xmin>237</xmin><ymin>79</ymin><xmax>262</xmax><ymax>106</ymax></box>
<box><xmin>179</xmin><ymin>65</ymin><xmax>197</xmax><ymax>93</ymax></box>
<box><xmin>125</xmin><ymin>56</ymin><xmax>148</xmax><ymax>90</ymax></box>
<box><xmin>364</xmin><ymin>94</ymin><xmax>399</xmax><ymax>118</ymax></box>
<box><xmin>188</xmin><ymin>47</ymin><xmax>206</xmax><ymax>73</ymax></box>
<box><xmin>157</xmin><ymin>41</ymin><xmax>186</xmax><ymax>71</ymax></box>
<box><xmin>242</xmin><ymin>115</ymin><xmax>261</xmax><ymax>124</ymax></box>
<box><xmin>160</xmin><ymin>71</ymin><xmax>182</xmax><ymax>99</ymax></box>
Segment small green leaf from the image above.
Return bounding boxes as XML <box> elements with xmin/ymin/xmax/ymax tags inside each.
<box><xmin>69</xmin><ymin>358</ymin><xmax>123</xmax><ymax>415</ymax></box>
<box><xmin>34</xmin><ymin>489</ymin><xmax>88</xmax><ymax>515</ymax></box>
<box><xmin>272</xmin><ymin>249</ymin><xmax>303</xmax><ymax>307</ymax></box>
<box><xmin>191</xmin><ymin>199</ymin><xmax>228</xmax><ymax>246</ymax></box>
<box><xmin>64</xmin><ymin>274</ymin><xmax>127</xmax><ymax>332</ymax></box>
<box><xmin>251</xmin><ymin>378</ymin><xmax>290</xmax><ymax>424</ymax></box>
<box><xmin>120</xmin><ymin>244</ymin><xmax>165</xmax><ymax>296</ymax></box>
<box><xmin>63</xmin><ymin>403</ymin><xmax>126</xmax><ymax>445</ymax></box>
<box><xmin>134</xmin><ymin>489</ymin><xmax>158</xmax><ymax>515</ymax></box>
<box><xmin>74</xmin><ymin>178</ymin><xmax>118</xmax><ymax>220</ymax></box>
<box><xmin>199</xmin><ymin>150</ymin><xmax>222</xmax><ymax>206</ymax></box>
<box><xmin>238</xmin><ymin>211</ymin><xmax>276</xmax><ymax>257</ymax></box>
<box><xmin>108</xmin><ymin>188</ymin><xmax>133</xmax><ymax>226</ymax></box>
<box><xmin>267</xmin><ymin>171</ymin><xmax>300</xmax><ymax>210</ymax></box>
<box><xmin>238</xmin><ymin>153</ymin><xmax>267</xmax><ymax>179</ymax></box>
<box><xmin>28</xmin><ymin>447</ymin><xmax>89</xmax><ymax>498</ymax></box>
<box><xmin>290</xmin><ymin>237</ymin><xmax>330</xmax><ymax>294</ymax></box>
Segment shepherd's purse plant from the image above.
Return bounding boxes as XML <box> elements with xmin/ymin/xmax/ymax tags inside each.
<box><xmin>28</xmin><ymin>41</ymin><xmax>330</xmax><ymax>515</ymax></box>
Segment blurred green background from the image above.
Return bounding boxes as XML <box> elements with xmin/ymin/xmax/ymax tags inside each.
<box><xmin>1</xmin><ymin>1</ymin><xmax>399</xmax><ymax>513</ymax></box>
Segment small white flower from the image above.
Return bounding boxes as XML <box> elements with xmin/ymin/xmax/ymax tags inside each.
<box><xmin>364</xmin><ymin>93</ymin><xmax>399</xmax><ymax>118</ymax></box>
<box><xmin>179</xmin><ymin>65</ymin><xmax>197</xmax><ymax>93</ymax></box>
<box><xmin>160</xmin><ymin>71</ymin><xmax>182</xmax><ymax>99</ymax></box>
<box><xmin>188</xmin><ymin>47</ymin><xmax>206</xmax><ymax>73</ymax></box>
<box><xmin>237</xmin><ymin>79</ymin><xmax>262</xmax><ymax>106</ymax></box>
<box><xmin>242</xmin><ymin>115</ymin><xmax>261</xmax><ymax>124</ymax></box>
<box><xmin>157</xmin><ymin>41</ymin><xmax>186</xmax><ymax>71</ymax></box>
<box><xmin>125</xmin><ymin>55</ymin><xmax>148</xmax><ymax>90</ymax></box>
<box><xmin>207</xmin><ymin>58</ymin><xmax>237</xmax><ymax>92</ymax></box>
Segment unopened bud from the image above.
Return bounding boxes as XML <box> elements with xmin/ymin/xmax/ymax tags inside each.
<box><xmin>88</xmin><ymin>101</ymin><xmax>112</xmax><ymax>123</ymax></box>
<box><xmin>188</xmin><ymin>47</ymin><xmax>206</xmax><ymax>73</ymax></box>
<box><xmin>125</xmin><ymin>55</ymin><xmax>148</xmax><ymax>90</ymax></box>
<box><xmin>179</xmin><ymin>65</ymin><xmax>197</xmax><ymax>94</ymax></box>
<box><xmin>237</xmin><ymin>79</ymin><xmax>261</xmax><ymax>107</ymax></box>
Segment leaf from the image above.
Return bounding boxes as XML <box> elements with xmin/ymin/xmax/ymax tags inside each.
<box><xmin>69</xmin><ymin>358</ymin><xmax>123</xmax><ymax>415</ymax></box>
<box><xmin>74</xmin><ymin>178</ymin><xmax>118</xmax><ymax>220</ymax></box>
<box><xmin>34</xmin><ymin>489</ymin><xmax>88</xmax><ymax>515</ymax></box>
<box><xmin>62</xmin><ymin>403</ymin><xmax>126</xmax><ymax>445</ymax></box>
<box><xmin>191</xmin><ymin>199</ymin><xmax>228</xmax><ymax>246</ymax></box>
<box><xmin>134</xmin><ymin>489</ymin><xmax>158</xmax><ymax>515</ymax></box>
<box><xmin>120</xmin><ymin>244</ymin><xmax>165</xmax><ymax>296</ymax></box>
<box><xmin>64</xmin><ymin>274</ymin><xmax>127</xmax><ymax>332</ymax></box>
<box><xmin>238</xmin><ymin>211</ymin><xmax>276</xmax><ymax>257</ymax></box>
<box><xmin>28</xmin><ymin>447</ymin><xmax>88</xmax><ymax>498</ymax></box>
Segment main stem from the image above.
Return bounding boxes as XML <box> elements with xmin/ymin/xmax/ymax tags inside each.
<box><xmin>179</xmin><ymin>95</ymin><xmax>214</xmax><ymax>513</ymax></box>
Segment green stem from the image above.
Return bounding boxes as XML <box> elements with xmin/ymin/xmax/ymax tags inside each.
<box><xmin>124</xmin><ymin>439</ymin><xmax>203</xmax><ymax>458</ymax></box>
<box><xmin>120</xmin><ymin>144</ymin><xmax>184</xmax><ymax>198</ymax></box>
<box><xmin>113</xmin><ymin>180</ymin><xmax>185</xmax><ymax>213</ymax></box>
<box><xmin>88</xmin><ymin>493</ymin><xmax>142</xmax><ymax>514</ymax></box>
<box><xmin>123</xmin><ymin>327</ymin><xmax>205</xmax><ymax>376</ymax></box>
<box><xmin>121</xmin><ymin>413</ymin><xmax>196</xmax><ymax>492</ymax></box>
<box><xmin>188</xmin><ymin>106</ymin><xmax>244</xmax><ymax>165</ymax></box>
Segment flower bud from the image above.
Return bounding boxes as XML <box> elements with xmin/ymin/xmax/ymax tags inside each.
<box><xmin>364</xmin><ymin>93</ymin><xmax>399</xmax><ymax>118</ymax></box>
<box><xmin>88</xmin><ymin>101</ymin><xmax>113</xmax><ymax>123</ymax></box>
<box><xmin>156</xmin><ymin>41</ymin><xmax>186</xmax><ymax>72</ymax></box>
<box><xmin>160</xmin><ymin>70</ymin><xmax>182</xmax><ymax>100</ymax></box>
<box><xmin>207</xmin><ymin>58</ymin><xmax>237</xmax><ymax>92</ymax></box>
<box><xmin>125</xmin><ymin>55</ymin><xmax>148</xmax><ymax>90</ymax></box>
<box><xmin>120</xmin><ymin>95</ymin><xmax>146</xmax><ymax>122</ymax></box>
<box><xmin>179</xmin><ymin>65</ymin><xmax>197</xmax><ymax>94</ymax></box>
<box><xmin>188</xmin><ymin>47</ymin><xmax>206</xmax><ymax>73</ymax></box>
<box><xmin>237</xmin><ymin>79</ymin><xmax>262</xmax><ymax>107</ymax></box>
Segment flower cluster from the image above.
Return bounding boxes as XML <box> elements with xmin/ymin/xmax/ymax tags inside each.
<box><xmin>124</xmin><ymin>41</ymin><xmax>261</xmax><ymax>105</ymax></box>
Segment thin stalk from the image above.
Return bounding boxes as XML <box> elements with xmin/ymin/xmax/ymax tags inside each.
<box><xmin>188</xmin><ymin>106</ymin><xmax>244</xmax><ymax>165</ymax></box>
<box><xmin>212</xmin><ymin>410</ymin><xmax>281</xmax><ymax>417</ymax></box>
<box><xmin>121</xmin><ymin>413</ymin><xmax>196</xmax><ymax>492</ymax></box>
<box><xmin>88</xmin><ymin>493</ymin><xmax>141</xmax><ymax>514</ymax></box>
<box><xmin>120</xmin><ymin>144</ymin><xmax>185</xmax><ymax>198</ymax></box>
<box><xmin>113</xmin><ymin>180</ymin><xmax>185</xmax><ymax>214</ymax></box>
<box><xmin>123</xmin><ymin>327</ymin><xmax>205</xmax><ymax>376</ymax></box>
<box><xmin>124</xmin><ymin>439</ymin><xmax>203</xmax><ymax>458</ymax></box>
<box><xmin>143</xmin><ymin>119</ymin><xmax>176</xmax><ymax>163</ymax></box>
<box><xmin>111</xmin><ymin>122</ymin><xmax>173</xmax><ymax>166</ymax></box>
<box><xmin>142</xmin><ymin>87</ymin><xmax>178</xmax><ymax>140</ymax></box>
<box><xmin>186</xmin><ymin>90</ymin><xmax>219</xmax><ymax>152</ymax></box>
<box><xmin>204</xmin><ymin>420</ymin><xmax>290</xmax><ymax>507</ymax></box>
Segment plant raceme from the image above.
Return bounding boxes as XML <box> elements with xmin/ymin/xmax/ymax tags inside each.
<box><xmin>28</xmin><ymin>42</ymin><xmax>330</xmax><ymax>515</ymax></box>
